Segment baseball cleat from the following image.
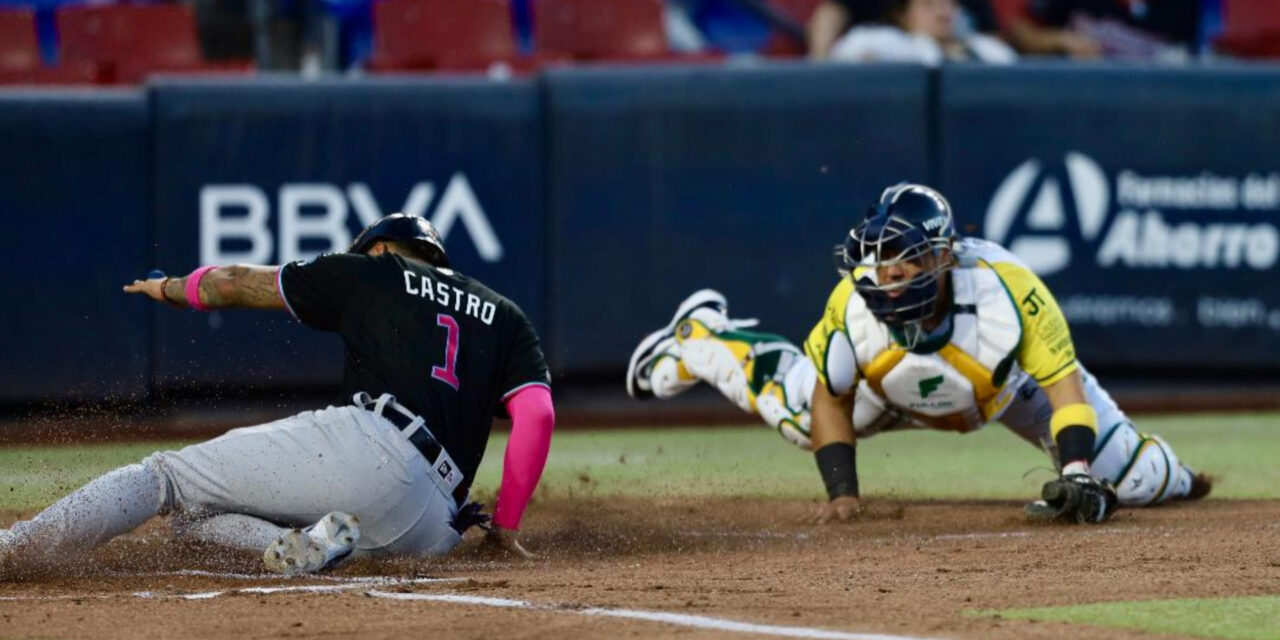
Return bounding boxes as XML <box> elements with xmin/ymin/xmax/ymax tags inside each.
<box><xmin>1176</xmin><ymin>468</ymin><xmax>1213</xmax><ymax>501</ymax></box>
<box><xmin>626</xmin><ymin>289</ymin><xmax>728</xmax><ymax>400</ymax></box>
<box><xmin>263</xmin><ymin>511</ymin><xmax>360</xmax><ymax>576</ymax></box>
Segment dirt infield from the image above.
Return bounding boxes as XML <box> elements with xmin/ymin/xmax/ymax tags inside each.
<box><xmin>2</xmin><ymin>497</ymin><xmax>1277</xmax><ymax>640</ymax></box>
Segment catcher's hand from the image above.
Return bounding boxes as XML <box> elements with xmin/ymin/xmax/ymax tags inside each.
<box><xmin>1025</xmin><ymin>474</ymin><xmax>1118</xmax><ymax>524</ymax></box>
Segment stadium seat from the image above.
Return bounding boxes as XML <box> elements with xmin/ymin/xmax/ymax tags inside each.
<box><xmin>0</xmin><ymin>7</ymin><xmax>40</xmax><ymax>72</ymax></box>
<box><xmin>369</xmin><ymin>0</ymin><xmax>547</xmax><ymax>73</ymax></box>
<box><xmin>760</xmin><ymin>0</ymin><xmax>824</xmax><ymax>57</ymax></box>
<box><xmin>57</xmin><ymin>4</ymin><xmax>251</xmax><ymax>84</ymax></box>
<box><xmin>533</xmin><ymin>0</ymin><xmax>670</xmax><ymax>61</ymax></box>
<box><xmin>1216</xmin><ymin>0</ymin><xmax>1280</xmax><ymax>58</ymax></box>
<box><xmin>0</xmin><ymin>7</ymin><xmax>100</xmax><ymax>85</ymax></box>
<box><xmin>987</xmin><ymin>0</ymin><xmax>1029</xmax><ymax>32</ymax></box>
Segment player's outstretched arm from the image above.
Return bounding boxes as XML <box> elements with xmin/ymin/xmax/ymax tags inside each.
<box><xmin>809</xmin><ymin>384</ymin><xmax>862</xmax><ymax>524</ymax></box>
<box><xmin>482</xmin><ymin>384</ymin><xmax>555</xmax><ymax>559</ymax></box>
<box><xmin>123</xmin><ymin>265</ymin><xmax>285</xmax><ymax>311</ymax></box>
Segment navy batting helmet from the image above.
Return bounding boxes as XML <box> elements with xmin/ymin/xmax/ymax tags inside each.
<box><xmin>349</xmin><ymin>213</ymin><xmax>450</xmax><ymax>267</ymax></box>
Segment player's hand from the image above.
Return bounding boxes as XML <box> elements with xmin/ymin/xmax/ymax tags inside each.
<box><xmin>123</xmin><ymin>278</ymin><xmax>169</xmax><ymax>303</ymax></box>
<box><xmin>479</xmin><ymin>526</ymin><xmax>535</xmax><ymax>559</ymax></box>
<box><xmin>810</xmin><ymin>495</ymin><xmax>864</xmax><ymax>524</ymax></box>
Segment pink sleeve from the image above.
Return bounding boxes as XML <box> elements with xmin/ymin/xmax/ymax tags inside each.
<box><xmin>493</xmin><ymin>385</ymin><xmax>555</xmax><ymax>530</ymax></box>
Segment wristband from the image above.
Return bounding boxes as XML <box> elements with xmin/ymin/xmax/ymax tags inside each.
<box><xmin>1049</xmin><ymin>403</ymin><xmax>1097</xmax><ymax>438</ymax></box>
<box><xmin>1055</xmin><ymin>425</ymin><xmax>1096</xmax><ymax>467</ymax></box>
<box><xmin>185</xmin><ymin>266</ymin><xmax>219</xmax><ymax>312</ymax></box>
<box><xmin>814</xmin><ymin>442</ymin><xmax>859</xmax><ymax>500</ymax></box>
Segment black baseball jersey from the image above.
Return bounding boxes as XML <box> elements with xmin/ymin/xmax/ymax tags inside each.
<box><xmin>278</xmin><ymin>253</ymin><xmax>550</xmax><ymax>483</ymax></box>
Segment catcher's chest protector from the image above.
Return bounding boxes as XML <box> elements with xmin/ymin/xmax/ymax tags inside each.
<box><xmin>846</xmin><ymin>266</ymin><xmax>1026</xmax><ymax>433</ymax></box>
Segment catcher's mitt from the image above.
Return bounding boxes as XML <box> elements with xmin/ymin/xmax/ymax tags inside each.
<box><xmin>1025</xmin><ymin>474</ymin><xmax>1118</xmax><ymax>524</ymax></box>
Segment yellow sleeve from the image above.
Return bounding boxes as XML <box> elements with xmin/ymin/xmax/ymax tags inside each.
<box><xmin>989</xmin><ymin>261</ymin><xmax>1078</xmax><ymax>386</ymax></box>
<box><xmin>803</xmin><ymin>278</ymin><xmax>857</xmax><ymax>395</ymax></box>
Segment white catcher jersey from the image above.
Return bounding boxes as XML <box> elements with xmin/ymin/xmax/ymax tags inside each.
<box><xmin>803</xmin><ymin>238</ymin><xmax>1080</xmax><ymax>434</ymax></box>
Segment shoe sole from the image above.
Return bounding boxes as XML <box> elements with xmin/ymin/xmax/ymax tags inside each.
<box><xmin>625</xmin><ymin>289</ymin><xmax>727</xmax><ymax>400</ymax></box>
<box><xmin>263</xmin><ymin>512</ymin><xmax>360</xmax><ymax>576</ymax></box>
<box><xmin>264</xmin><ymin>529</ymin><xmax>326</xmax><ymax>575</ymax></box>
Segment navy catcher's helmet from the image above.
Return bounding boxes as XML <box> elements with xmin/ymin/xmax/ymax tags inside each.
<box><xmin>838</xmin><ymin>183</ymin><xmax>957</xmax><ymax>338</ymax></box>
<box><xmin>349</xmin><ymin>213</ymin><xmax>450</xmax><ymax>267</ymax></box>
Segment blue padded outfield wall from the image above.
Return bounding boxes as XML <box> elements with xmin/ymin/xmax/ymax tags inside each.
<box><xmin>150</xmin><ymin>79</ymin><xmax>546</xmax><ymax>388</ymax></box>
<box><xmin>3</xmin><ymin>63</ymin><xmax>1280</xmax><ymax>402</ymax></box>
<box><xmin>0</xmin><ymin>92</ymin><xmax>152</xmax><ymax>402</ymax></box>
<box><xmin>938</xmin><ymin>66</ymin><xmax>1280</xmax><ymax>372</ymax></box>
<box><xmin>545</xmin><ymin>65</ymin><xmax>930</xmax><ymax>371</ymax></box>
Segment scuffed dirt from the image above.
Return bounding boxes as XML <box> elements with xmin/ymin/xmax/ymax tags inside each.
<box><xmin>2</xmin><ymin>497</ymin><xmax>1278</xmax><ymax>640</ymax></box>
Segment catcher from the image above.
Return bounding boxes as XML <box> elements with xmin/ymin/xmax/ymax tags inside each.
<box><xmin>627</xmin><ymin>183</ymin><xmax>1210</xmax><ymax>524</ymax></box>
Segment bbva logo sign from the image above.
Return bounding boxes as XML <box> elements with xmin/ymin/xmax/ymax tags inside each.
<box><xmin>199</xmin><ymin>173</ymin><xmax>503</xmax><ymax>266</ymax></box>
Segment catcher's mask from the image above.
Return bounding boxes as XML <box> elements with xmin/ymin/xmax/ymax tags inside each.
<box><xmin>839</xmin><ymin>184</ymin><xmax>957</xmax><ymax>348</ymax></box>
<box><xmin>349</xmin><ymin>213</ymin><xmax>450</xmax><ymax>268</ymax></box>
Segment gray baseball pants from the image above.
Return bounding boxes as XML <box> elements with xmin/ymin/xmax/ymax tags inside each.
<box><xmin>4</xmin><ymin>398</ymin><xmax>461</xmax><ymax>562</ymax></box>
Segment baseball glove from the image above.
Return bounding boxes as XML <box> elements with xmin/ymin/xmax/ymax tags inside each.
<box><xmin>1025</xmin><ymin>474</ymin><xmax>1118</xmax><ymax>524</ymax></box>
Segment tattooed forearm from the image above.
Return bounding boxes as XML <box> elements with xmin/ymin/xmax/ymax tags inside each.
<box><xmin>163</xmin><ymin>277</ymin><xmax>189</xmax><ymax>306</ymax></box>
<box><xmin>197</xmin><ymin>265</ymin><xmax>286</xmax><ymax>310</ymax></box>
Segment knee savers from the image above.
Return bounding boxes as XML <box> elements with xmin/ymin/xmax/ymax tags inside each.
<box><xmin>1092</xmin><ymin>426</ymin><xmax>1186</xmax><ymax>506</ymax></box>
<box><xmin>679</xmin><ymin>338</ymin><xmax>754</xmax><ymax>413</ymax></box>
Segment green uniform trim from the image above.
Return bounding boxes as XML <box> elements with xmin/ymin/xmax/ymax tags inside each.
<box><xmin>1114</xmin><ymin>435</ymin><xmax>1155</xmax><ymax>491</ymax></box>
<box><xmin>1034</xmin><ymin>359</ymin><xmax>1079</xmax><ymax>385</ymax></box>
<box><xmin>1093</xmin><ymin>421</ymin><xmax>1127</xmax><ymax>483</ymax></box>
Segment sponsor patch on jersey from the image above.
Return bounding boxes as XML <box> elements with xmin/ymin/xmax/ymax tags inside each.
<box><xmin>918</xmin><ymin>375</ymin><xmax>944</xmax><ymax>399</ymax></box>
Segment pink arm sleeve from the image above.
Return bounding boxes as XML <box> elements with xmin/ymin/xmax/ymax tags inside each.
<box><xmin>493</xmin><ymin>385</ymin><xmax>555</xmax><ymax>530</ymax></box>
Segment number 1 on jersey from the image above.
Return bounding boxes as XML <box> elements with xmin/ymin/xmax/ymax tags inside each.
<box><xmin>432</xmin><ymin>313</ymin><xmax>461</xmax><ymax>390</ymax></box>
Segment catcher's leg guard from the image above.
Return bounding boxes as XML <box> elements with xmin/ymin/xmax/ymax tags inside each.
<box><xmin>754</xmin><ymin>357</ymin><xmax>815</xmax><ymax>450</ymax></box>
<box><xmin>1079</xmin><ymin>366</ymin><xmax>1196</xmax><ymax>505</ymax></box>
<box><xmin>646</xmin><ymin>338</ymin><xmax>699</xmax><ymax>399</ymax></box>
<box><xmin>675</xmin><ymin>313</ymin><xmax>815</xmax><ymax>450</ymax></box>
<box><xmin>676</xmin><ymin>312</ymin><xmax>756</xmax><ymax>412</ymax></box>
<box><xmin>1091</xmin><ymin>425</ymin><xmax>1193</xmax><ymax>506</ymax></box>
<box><xmin>626</xmin><ymin>289</ymin><xmax>728</xmax><ymax>400</ymax></box>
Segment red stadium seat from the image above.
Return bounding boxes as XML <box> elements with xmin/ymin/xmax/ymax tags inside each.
<box><xmin>988</xmin><ymin>0</ymin><xmax>1030</xmax><ymax>32</ymax></box>
<box><xmin>761</xmin><ymin>0</ymin><xmax>825</xmax><ymax>57</ymax></box>
<box><xmin>370</xmin><ymin>0</ymin><xmax>550</xmax><ymax>73</ymax></box>
<box><xmin>57</xmin><ymin>4</ymin><xmax>251</xmax><ymax>84</ymax></box>
<box><xmin>1217</xmin><ymin>0</ymin><xmax>1280</xmax><ymax>58</ymax></box>
<box><xmin>533</xmin><ymin>0</ymin><xmax>670</xmax><ymax>61</ymax></box>
<box><xmin>0</xmin><ymin>8</ymin><xmax>41</xmax><ymax>72</ymax></box>
<box><xmin>0</xmin><ymin>8</ymin><xmax>101</xmax><ymax>85</ymax></box>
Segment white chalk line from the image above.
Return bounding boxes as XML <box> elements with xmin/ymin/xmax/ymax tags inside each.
<box><xmin>0</xmin><ymin>576</ymin><xmax>462</xmax><ymax>602</ymax></box>
<box><xmin>366</xmin><ymin>591</ymin><xmax>956</xmax><ymax>640</ymax></box>
<box><xmin>4</xmin><ymin>579</ymin><xmax>962</xmax><ymax>640</ymax></box>
<box><xmin>686</xmin><ymin>531</ymin><xmax>812</xmax><ymax>540</ymax></box>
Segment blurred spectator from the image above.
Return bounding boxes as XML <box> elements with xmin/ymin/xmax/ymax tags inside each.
<box><xmin>666</xmin><ymin>0</ymin><xmax>711</xmax><ymax>52</ymax></box>
<box><xmin>829</xmin><ymin>0</ymin><xmax>1016</xmax><ymax>64</ymax></box>
<box><xmin>669</xmin><ymin>0</ymin><xmax>774</xmax><ymax>54</ymax></box>
<box><xmin>191</xmin><ymin>0</ymin><xmax>255</xmax><ymax>61</ymax></box>
<box><xmin>1006</xmin><ymin>0</ymin><xmax>1201</xmax><ymax>61</ymax></box>
<box><xmin>250</xmin><ymin>0</ymin><xmax>333</xmax><ymax>71</ymax></box>
<box><xmin>808</xmin><ymin>0</ymin><xmax>1000</xmax><ymax>59</ymax></box>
